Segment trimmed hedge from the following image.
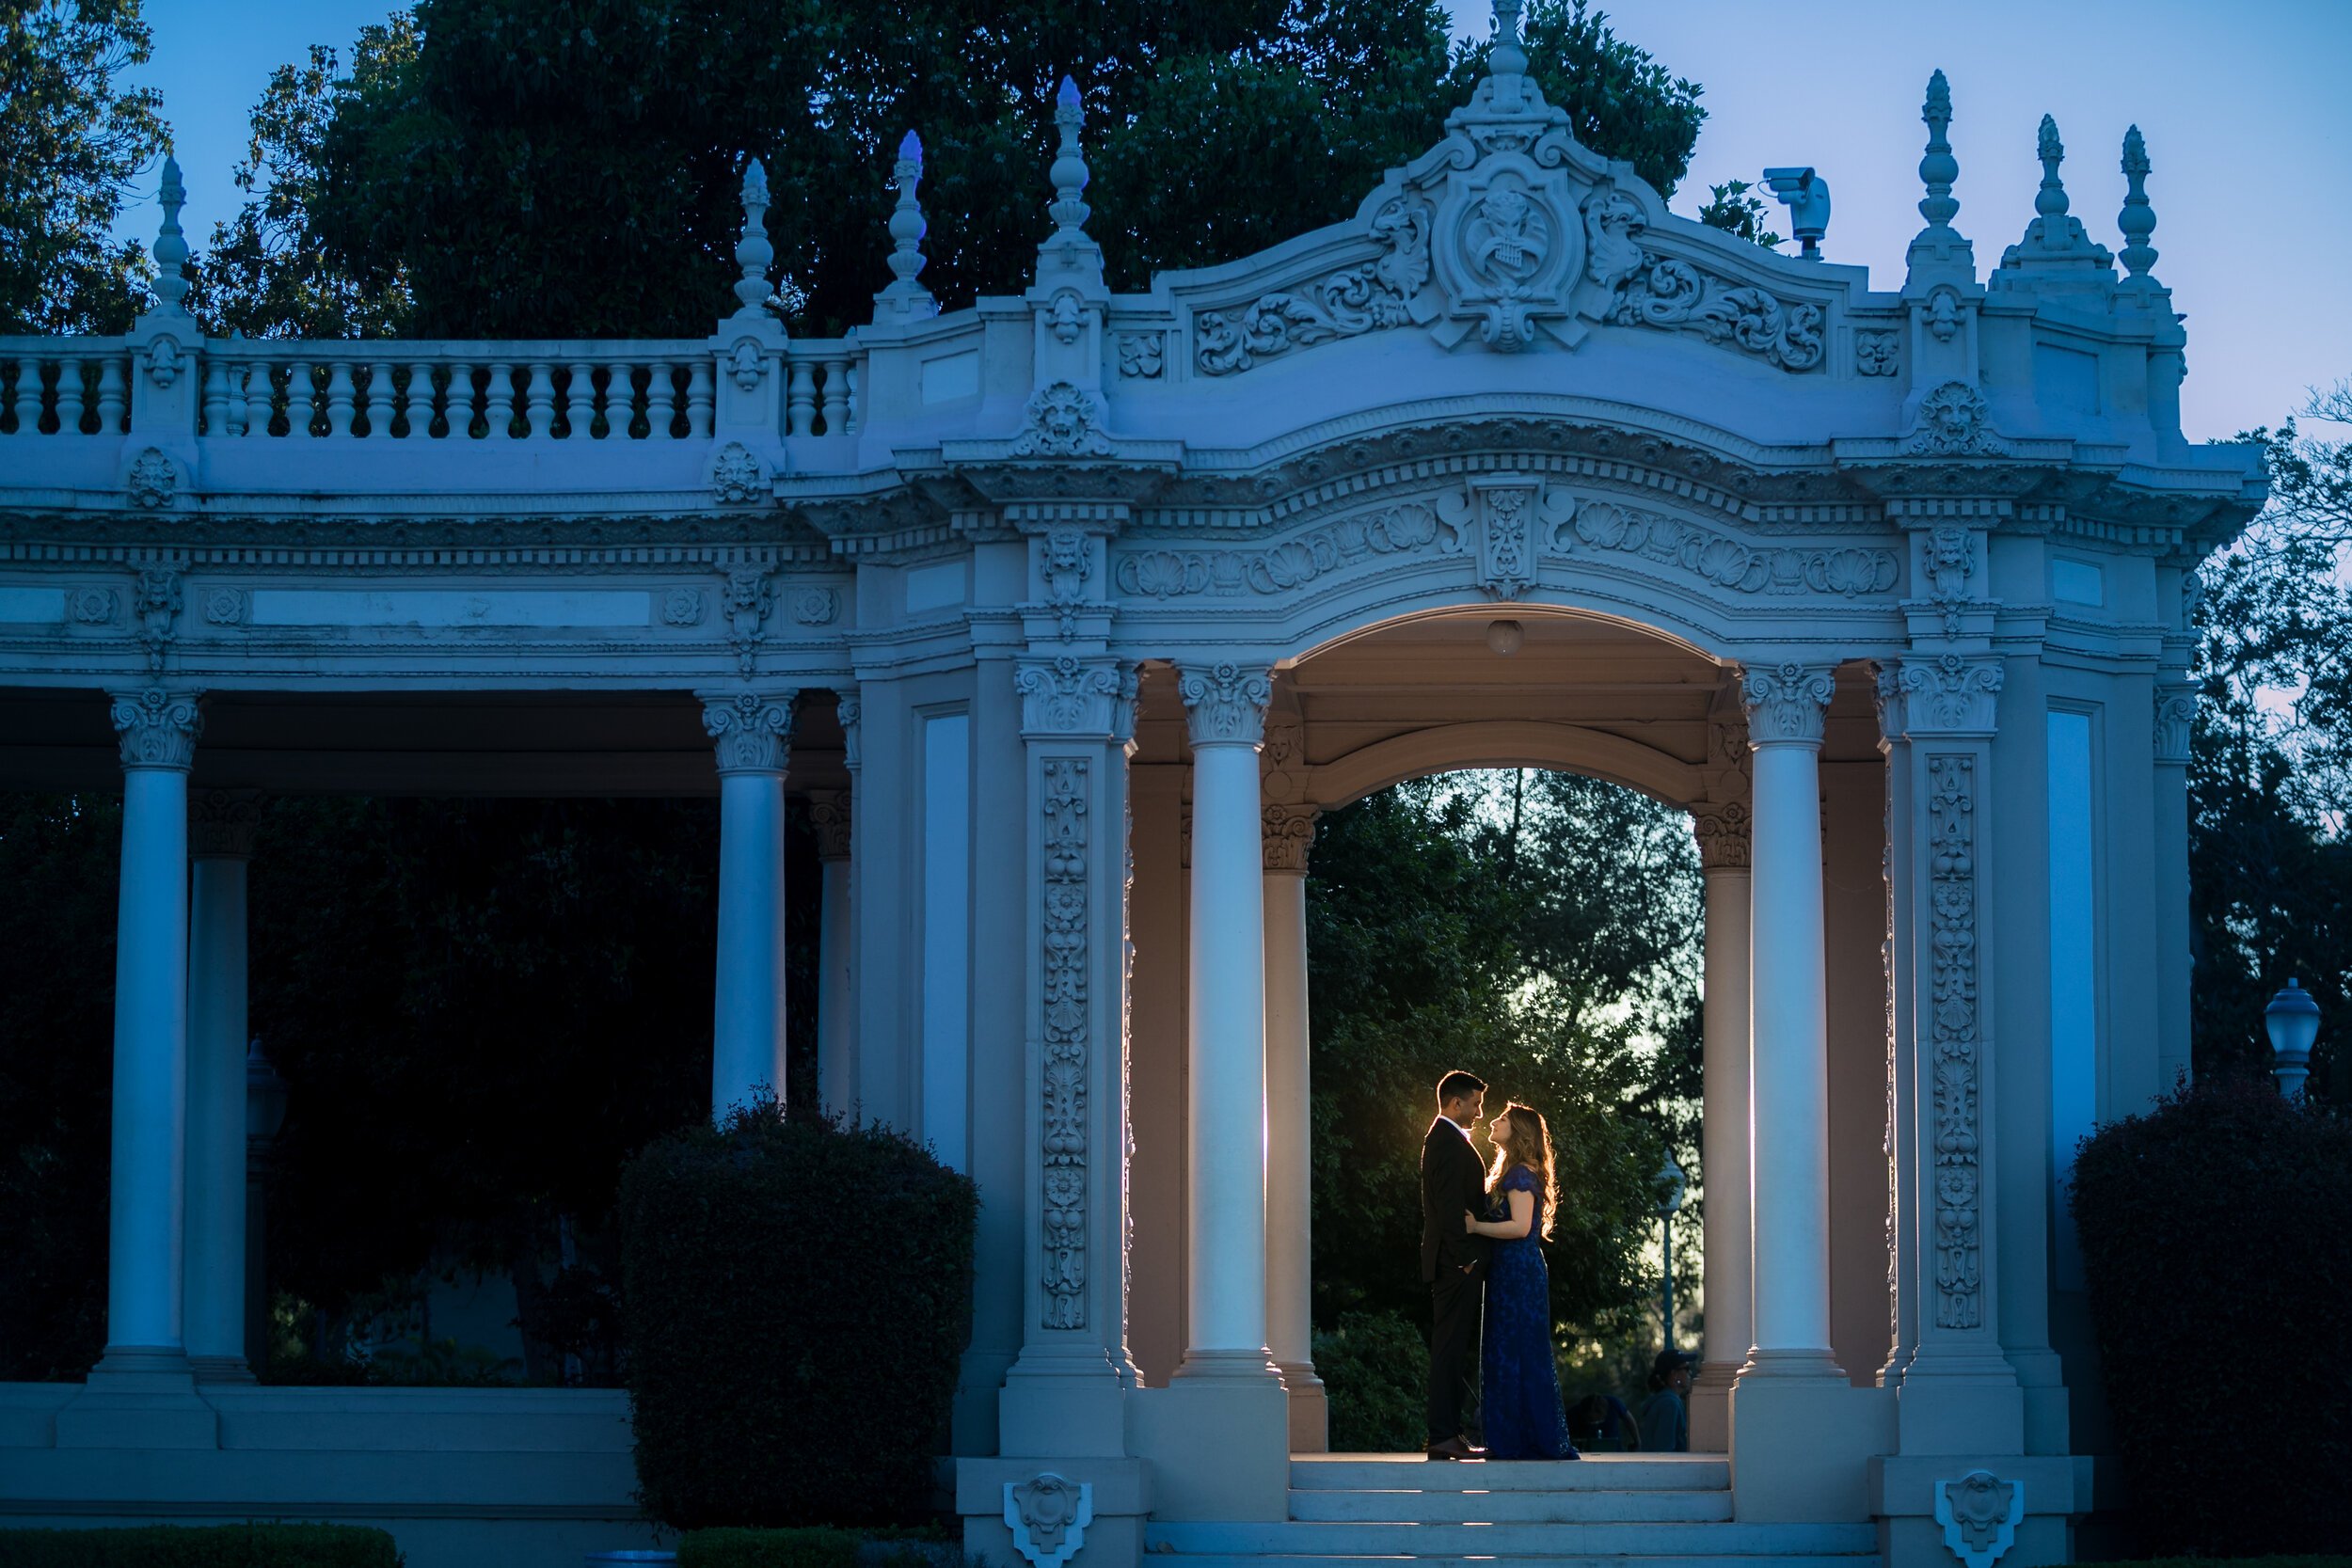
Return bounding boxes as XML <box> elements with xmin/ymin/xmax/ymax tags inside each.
<box><xmin>0</xmin><ymin>1524</ymin><xmax>401</xmax><ymax>1566</ymax></box>
<box><xmin>677</xmin><ymin>1529</ymin><xmax>957</xmax><ymax>1568</ymax></box>
<box><xmin>2069</xmin><ymin>1074</ymin><xmax>2352</xmax><ymax>1557</ymax></box>
<box><xmin>619</xmin><ymin>1105</ymin><xmax>978</xmax><ymax>1529</ymax></box>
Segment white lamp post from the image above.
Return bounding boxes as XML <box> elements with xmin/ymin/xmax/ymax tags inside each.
<box><xmin>1657</xmin><ymin>1150</ymin><xmax>1687</xmax><ymax>1349</ymax></box>
<box><xmin>2264</xmin><ymin>977</ymin><xmax>2320</xmax><ymax>1101</ymax></box>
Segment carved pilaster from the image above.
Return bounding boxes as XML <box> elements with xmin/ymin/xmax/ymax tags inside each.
<box><xmin>188</xmin><ymin>789</ymin><xmax>261</xmax><ymax>859</ymax></box>
<box><xmin>1017</xmin><ymin>655</ymin><xmax>1137</xmax><ymax>741</ymax></box>
<box><xmin>110</xmin><ymin>687</ymin><xmax>202</xmax><ymax>771</ymax></box>
<box><xmin>1883</xmin><ymin>652</ymin><xmax>2005</xmax><ymax>738</ymax></box>
<box><xmin>1040</xmin><ymin>754</ymin><xmax>1090</xmax><ymax>1329</ymax></box>
<box><xmin>2154</xmin><ymin>677</ymin><xmax>2197</xmax><ymax>767</ymax></box>
<box><xmin>1177</xmin><ymin>661</ymin><xmax>1272</xmax><ymax>747</ymax></box>
<box><xmin>1740</xmin><ymin>661</ymin><xmax>1836</xmax><ymax>746</ymax></box>
<box><xmin>1926</xmin><ymin>753</ymin><xmax>1984</xmax><ymax>1329</ymax></box>
<box><xmin>835</xmin><ymin>690</ymin><xmax>862</xmax><ymax>772</ymax></box>
<box><xmin>1262</xmin><ymin>803</ymin><xmax>1318</xmax><ymax>873</ymax></box>
<box><xmin>807</xmin><ymin>789</ymin><xmax>851</xmax><ymax>862</ymax></box>
<box><xmin>702</xmin><ymin>690</ymin><xmax>797</xmax><ymax>774</ymax></box>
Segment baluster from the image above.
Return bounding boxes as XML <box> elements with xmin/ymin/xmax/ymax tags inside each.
<box><xmin>407</xmin><ymin>362</ymin><xmax>437</xmax><ymax>437</ymax></box>
<box><xmin>786</xmin><ymin>356</ymin><xmax>816</xmax><ymax>436</ymax></box>
<box><xmin>55</xmin><ymin>358</ymin><xmax>87</xmax><ymax>435</ymax></box>
<box><xmin>524</xmin><ymin>360</ymin><xmax>555</xmax><ymax>436</ymax></box>
<box><xmin>645</xmin><ymin>360</ymin><xmax>678</xmax><ymax>439</ymax></box>
<box><xmin>458</xmin><ymin>362</ymin><xmax>486</xmax><ymax>438</ymax></box>
<box><xmin>1</xmin><ymin>358</ymin><xmax>22</xmax><ymax>434</ymax></box>
<box><xmin>818</xmin><ymin>356</ymin><xmax>848</xmax><ymax>436</ymax></box>
<box><xmin>226</xmin><ymin>361</ymin><xmax>250</xmax><ymax>436</ymax></box>
<box><xmin>602</xmin><ymin>362</ymin><xmax>630</xmax><ymax>439</ymax></box>
<box><xmin>486</xmin><ymin>361</ymin><xmax>516</xmax><ymax>437</ymax></box>
<box><xmin>95</xmin><ymin>355</ymin><xmax>127</xmax><ymax>433</ymax></box>
<box><xmin>325</xmin><ymin>361</ymin><xmax>358</xmax><ymax>436</ymax></box>
<box><xmin>844</xmin><ymin>359</ymin><xmax>860</xmax><ymax>435</ymax></box>
<box><xmin>286</xmin><ymin>359</ymin><xmax>316</xmax><ymax>436</ymax></box>
<box><xmin>200</xmin><ymin>355</ymin><xmax>228</xmax><ymax>436</ymax></box>
<box><xmin>366</xmin><ymin>361</ymin><xmax>393</xmax><ymax>437</ymax></box>
<box><xmin>686</xmin><ymin>359</ymin><xmax>714</xmax><ymax>438</ymax></box>
<box><xmin>562</xmin><ymin>361</ymin><xmax>592</xmax><ymax>437</ymax></box>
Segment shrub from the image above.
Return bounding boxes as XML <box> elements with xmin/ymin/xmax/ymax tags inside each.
<box><xmin>619</xmin><ymin>1105</ymin><xmax>978</xmax><ymax>1529</ymax></box>
<box><xmin>1312</xmin><ymin>1308</ymin><xmax>1427</xmax><ymax>1452</ymax></box>
<box><xmin>0</xmin><ymin>1524</ymin><xmax>401</xmax><ymax>1566</ymax></box>
<box><xmin>678</xmin><ymin>1527</ymin><xmax>859</xmax><ymax>1568</ymax></box>
<box><xmin>2068</xmin><ymin>1073</ymin><xmax>2352</xmax><ymax>1556</ymax></box>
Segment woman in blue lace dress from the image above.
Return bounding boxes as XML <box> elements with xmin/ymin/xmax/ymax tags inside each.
<box><xmin>1463</xmin><ymin>1102</ymin><xmax>1580</xmax><ymax>1461</ymax></box>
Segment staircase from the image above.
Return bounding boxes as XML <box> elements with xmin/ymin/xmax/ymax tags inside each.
<box><xmin>1144</xmin><ymin>1453</ymin><xmax>1880</xmax><ymax>1568</ymax></box>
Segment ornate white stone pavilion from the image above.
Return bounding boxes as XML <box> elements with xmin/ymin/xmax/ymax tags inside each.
<box><xmin>0</xmin><ymin>17</ymin><xmax>2260</xmax><ymax>1568</ymax></box>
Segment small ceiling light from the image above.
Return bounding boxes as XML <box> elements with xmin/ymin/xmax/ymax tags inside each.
<box><xmin>1486</xmin><ymin>619</ymin><xmax>1524</xmax><ymax>656</ymax></box>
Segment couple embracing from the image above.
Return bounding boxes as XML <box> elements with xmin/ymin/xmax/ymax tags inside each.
<box><xmin>1419</xmin><ymin>1069</ymin><xmax>1580</xmax><ymax>1463</ymax></box>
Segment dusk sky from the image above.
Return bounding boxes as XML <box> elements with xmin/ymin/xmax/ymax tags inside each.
<box><xmin>119</xmin><ymin>0</ymin><xmax>2351</xmax><ymax>443</ymax></box>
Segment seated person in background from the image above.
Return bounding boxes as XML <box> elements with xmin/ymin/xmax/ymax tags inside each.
<box><xmin>1565</xmin><ymin>1392</ymin><xmax>1641</xmax><ymax>1451</ymax></box>
<box><xmin>1637</xmin><ymin>1348</ymin><xmax>1697</xmax><ymax>1453</ymax></box>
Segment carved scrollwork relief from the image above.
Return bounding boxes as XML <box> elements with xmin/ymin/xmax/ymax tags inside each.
<box><xmin>1897</xmin><ymin>653</ymin><xmax>2004</xmax><ymax>735</ymax></box>
<box><xmin>1927</xmin><ymin>753</ymin><xmax>1983</xmax><ymax>1330</ymax></box>
<box><xmin>1906</xmin><ymin>382</ymin><xmax>2009</xmax><ymax>456</ymax></box>
<box><xmin>1195</xmin><ymin>196</ymin><xmax>1430</xmax><ymax>375</ymax></box>
<box><xmin>1013</xmin><ymin>381</ymin><xmax>1112</xmax><ymax>457</ymax></box>
<box><xmin>1856</xmin><ymin>329</ymin><xmax>1900</xmax><ymax>376</ymax></box>
<box><xmin>1178</xmin><ymin>662</ymin><xmax>1272</xmax><ymax>746</ymax></box>
<box><xmin>1262</xmin><ymin>802</ymin><xmax>1318</xmax><ymax>872</ymax></box>
<box><xmin>1115</xmin><ymin>331</ymin><xmax>1164</xmax><ymax>378</ymax></box>
<box><xmin>807</xmin><ymin>789</ymin><xmax>851</xmax><ymax>862</ymax></box>
<box><xmin>1690</xmin><ymin>799</ymin><xmax>1751</xmax><ymax>870</ymax></box>
<box><xmin>200</xmin><ymin>588</ymin><xmax>247</xmax><ymax>626</ymax></box>
<box><xmin>1004</xmin><ymin>1471</ymin><xmax>1094</xmax><ymax>1568</ymax></box>
<box><xmin>1041</xmin><ymin>527</ymin><xmax>1090</xmax><ymax>641</ymax></box>
<box><xmin>1041</xmin><ymin>756</ymin><xmax>1090</xmax><ymax>1329</ymax></box>
<box><xmin>722</xmin><ymin>566</ymin><xmax>771</xmax><ymax>675</ymax></box>
<box><xmin>661</xmin><ymin>587</ymin><xmax>707</xmax><ymax>627</ymax></box>
<box><xmin>702</xmin><ymin>690</ymin><xmax>796</xmax><ymax>775</ymax></box>
<box><xmin>135</xmin><ymin>565</ymin><xmax>183</xmax><ymax>672</ymax></box>
<box><xmin>110</xmin><ymin>687</ymin><xmax>202</xmax><ymax>770</ymax></box>
<box><xmin>1740</xmin><ymin>662</ymin><xmax>1836</xmax><ymax>746</ymax></box>
<box><xmin>2155</xmin><ymin>680</ymin><xmax>2198</xmax><ymax>766</ymax></box>
<box><xmin>710</xmin><ymin>441</ymin><xmax>764</xmax><ymax>504</ymax></box>
<box><xmin>1610</xmin><ymin>256</ymin><xmax>1826</xmax><ymax>371</ymax></box>
<box><xmin>788</xmin><ymin>586</ymin><xmax>837</xmax><ymax>626</ymax></box>
<box><xmin>126</xmin><ymin>447</ymin><xmax>179</xmax><ymax>509</ymax></box>
<box><xmin>1572</xmin><ymin>502</ymin><xmax>1899</xmax><ymax>596</ymax></box>
<box><xmin>1935</xmin><ymin>1470</ymin><xmax>2024</xmax><ymax>1568</ymax></box>
<box><xmin>69</xmin><ymin>588</ymin><xmax>119</xmax><ymax>625</ymax></box>
<box><xmin>1017</xmin><ymin>656</ymin><xmax>1136</xmax><ymax>739</ymax></box>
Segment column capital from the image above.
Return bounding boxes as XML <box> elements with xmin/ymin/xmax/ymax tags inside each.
<box><xmin>188</xmin><ymin>789</ymin><xmax>261</xmax><ymax>859</ymax></box>
<box><xmin>1877</xmin><ymin>651</ymin><xmax>2004</xmax><ymax>740</ymax></box>
<box><xmin>834</xmin><ymin>689</ymin><xmax>862</xmax><ymax>772</ymax></box>
<box><xmin>1262</xmin><ymin>802</ymin><xmax>1318</xmax><ymax>874</ymax></box>
<box><xmin>1740</xmin><ymin>661</ymin><xmax>1835</xmax><ymax>747</ymax></box>
<box><xmin>110</xmin><ymin>687</ymin><xmax>202</xmax><ymax>771</ymax></box>
<box><xmin>807</xmin><ymin>788</ymin><xmax>852</xmax><ymax>861</ymax></box>
<box><xmin>2154</xmin><ymin>675</ymin><xmax>2197</xmax><ymax>767</ymax></box>
<box><xmin>1691</xmin><ymin>798</ymin><xmax>1751</xmax><ymax>871</ymax></box>
<box><xmin>1178</xmin><ymin>661</ymin><xmax>1272</xmax><ymax>748</ymax></box>
<box><xmin>1016</xmin><ymin>654</ymin><xmax>1137</xmax><ymax>741</ymax></box>
<box><xmin>701</xmin><ymin>689</ymin><xmax>798</xmax><ymax>775</ymax></box>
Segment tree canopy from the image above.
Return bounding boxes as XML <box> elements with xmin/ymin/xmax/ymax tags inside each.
<box><xmin>0</xmin><ymin>0</ymin><xmax>169</xmax><ymax>333</ymax></box>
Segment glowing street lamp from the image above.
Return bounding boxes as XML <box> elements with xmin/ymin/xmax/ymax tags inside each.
<box><xmin>2265</xmin><ymin>978</ymin><xmax>2320</xmax><ymax>1101</ymax></box>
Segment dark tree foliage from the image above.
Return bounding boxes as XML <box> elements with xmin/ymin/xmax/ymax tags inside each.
<box><xmin>2068</xmin><ymin>1073</ymin><xmax>2352</xmax><ymax>1556</ymax></box>
<box><xmin>2189</xmin><ymin>387</ymin><xmax>2352</xmax><ymax>1106</ymax></box>
<box><xmin>0</xmin><ymin>1522</ymin><xmax>402</xmax><ymax>1567</ymax></box>
<box><xmin>0</xmin><ymin>0</ymin><xmax>170</xmax><ymax>333</ymax></box>
<box><xmin>214</xmin><ymin>0</ymin><xmax>1703</xmax><ymax>339</ymax></box>
<box><xmin>618</xmin><ymin>1105</ymin><xmax>977</xmax><ymax>1529</ymax></box>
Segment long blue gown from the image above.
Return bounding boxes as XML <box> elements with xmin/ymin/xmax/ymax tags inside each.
<box><xmin>1479</xmin><ymin>1164</ymin><xmax>1581</xmax><ymax>1461</ymax></box>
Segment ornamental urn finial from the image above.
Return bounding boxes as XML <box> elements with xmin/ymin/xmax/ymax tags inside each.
<box><xmin>1918</xmin><ymin>70</ymin><xmax>1960</xmax><ymax>231</ymax></box>
<box><xmin>151</xmin><ymin>154</ymin><xmax>190</xmax><ymax>313</ymax></box>
<box><xmin>2119</xmin><ymin>125</ymin><xmax>2159</xmax><ymax>280</ymax></box>
<box><xmin>874</xmin><ymin>129</ymin><xmax>937</xmax><ymax>321</ymax></box>
<box><xmin>1490</xmin><ymin>0</ymin><xmax>1529</xmax><ymax>80</ymax></box>
<box><xmin>731</xmin><ymin>155</ymin><xmax>774</xmax><ymax>318</ymax></box>
<box><xmin>2034</xmin><ymin>115</ymin><xmax>2069</xmax><ymax>220</ymax></box>
<box><xmin>1048</xmin><ymin>75</ymin><xmax>1090</xmax><ymax>237</ymax></box>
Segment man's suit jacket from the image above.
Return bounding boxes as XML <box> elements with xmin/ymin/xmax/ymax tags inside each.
<box><xmin>1421</xmin><ymin>1117</ymin><xmax>1493</xmax><ymax>1285</ymax></box>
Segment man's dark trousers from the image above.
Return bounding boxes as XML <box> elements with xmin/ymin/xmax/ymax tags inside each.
<box><xmin>1428</xmin><ymin>1258</ymin><xmax>1483</xmax><ymax>1446</ymax></box>
<box><xmin>1421</xmin><ymin>1115</ymin><xmax>1489</xmax><ymax>1447</ymax></box>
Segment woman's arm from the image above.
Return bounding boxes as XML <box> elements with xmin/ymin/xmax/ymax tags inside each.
<box><xmin>1463</xmin><ymin>1187</ymin><xmax>1535</xmax><ymax>1240</ymax></box>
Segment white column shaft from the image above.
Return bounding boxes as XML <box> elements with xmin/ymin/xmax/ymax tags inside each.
<box><xmin>1263</xmin><ymin>867</ymin><xmax>1311</xmax><ymax>1371</ymax></box>
<box><xmin>1747</xmin><ymin>740</ymin><xmax>1835</xmax><ymax>1363</ymax></box>
<box><xmin>1186</xmin><ymin>742</ymin><xmax>1269</xmax><ymax>1359</ymax></box>
<box><xmin>817</xmin><ymin>854</ymin><xmax>854</xmax><ymax>1117</ymax></box>
<box><xmin>1699</xmin><ymin>866</ymin><xmax>1754</xmax><ymax>1371</ymax></box>
<box><xmin>108</xmin><ymin>766</ymin><xmax>193</xmax><ymax>1354</ymax></box>
<box><xmin>184</xmin><ymin>854</ymin><xmax>249</xmax><ymax>1365</ymax></box>
<box><xmin>712</xmin><ymin>770</ymin><xmax>787</xmax><ymax>1118</ymax></box>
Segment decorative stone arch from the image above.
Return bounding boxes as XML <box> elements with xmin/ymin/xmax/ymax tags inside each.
<box><xmin>1305</xmin><ymin>718</ymin><xmax>1703</xmax><ymax>809</ymax></box>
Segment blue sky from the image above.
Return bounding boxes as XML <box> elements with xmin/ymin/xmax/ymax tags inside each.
<box><xmin>119</xmin><ymin>0</ymin><xmax>2351</xmax><ymax>442</ymax></box>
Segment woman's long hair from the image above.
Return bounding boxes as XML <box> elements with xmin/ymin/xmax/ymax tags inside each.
<box><xmin>1486</xmin><ymin>1101</ymin><xmax>1560</xmax><ymax>1240</ymax></box>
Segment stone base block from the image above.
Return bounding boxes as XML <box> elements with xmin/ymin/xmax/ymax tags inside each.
<box><xmin>1871</xmin><ymin>1453</ymin><xmax>2090</xmax><ymax>1568</ymax></box>
<box><xmin>1277</xmin><ymin>1363</ymin><xmax>1327</xmax><ymax>1454</ymax></box>
<box><xmin>1127</xmin><ymin>1372</ymin><xmax>1289</xmax><ymax>1522</ymax></box>
<box><xmin>55</xmin><ymin>1358</ymin><xmax>217</xmax><ymax>1450</ymax></box>
<box><xmin>956</xmin><ymin>1456</ymin><xmax>1150</xmax><ymax>1568</ymax></box>
<box><xmin>998</xmin><ymin>1353</ymin><xmax>1129</xmax><ymax>1459</ymax></box>
<box><xmin>1729</xmin><ymin>1374</ymin><xmax>1893</xmax><ymax>1521</ymax></box>
<box><xmin>1689</xmin><ymin>1361</ymin><xmax>1737</xmax><ymax>1452</ymax></box>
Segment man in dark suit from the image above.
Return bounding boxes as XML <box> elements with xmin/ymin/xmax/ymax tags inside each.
<box><xmin>1422</xmin><ymin>1069</ymin><xmax>1491</xmax><ymax>1460</ymax></box>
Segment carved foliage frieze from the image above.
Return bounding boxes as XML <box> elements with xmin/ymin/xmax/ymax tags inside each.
<box><xmin>1609</xmin><ymin>256</ymin><xmax>1826</xmax><ymax>370</ymax></box>
<box><xmin>1196</xmin><ymin>196</ymin><xmax>1430</xmax><ymax>375</ymax></box>
<box><xmin>1040</xmin><ymin>757</ymin><xmax>1090</xmax><ymax>1329</ymax></box>
<box><xmin>1928</xmin><ymin>753</ymin><xmax>1984</xmax><ymax>1330</ymax></box>
<box><xmin>1572</xmin><ymin>502</ymin><xmax>1899</xmax><ymax>596</ymax></box>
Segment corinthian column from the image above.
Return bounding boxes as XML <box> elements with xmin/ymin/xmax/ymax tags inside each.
<box><xmin>185</xmin><ymin>789</ymin><xmax>260</xmax><ymax>1383</ymax></box>
<box><xmin>1739</xmin><ymin>662</ymin><xmax>1838</xmax><ymax>1379</ymax></box>
<box><xmin>1689</xmin><ymin>785</ymin><xmax>1752</xmax><ymax>1450</ymax></box>
<box><xmin>702</xmin><ymin>690</ymin><xmax>796</xmax><ymax>1120</ymax></box>
<box><xmin>1175</xmin><ymin>662</ymin><xmax>1279</xmax><ymax>1383</ymax></box>
<box><xmin>1262</xmin><ymin>800</ymin><xmax>1325</xmax><ymax>1450</ymax></box>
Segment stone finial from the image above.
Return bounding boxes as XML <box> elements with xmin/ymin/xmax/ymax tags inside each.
<box><xmin>151</xmin><ymin>154</ymin><xmax>190</xmax><ymax>313</ymax></box>
<box><xmin>874</xmin><ymin>129</ymin><xmax>936</xmax><ymax>320</ymax></box>
<box><xmin>2034</xmin><ymin>115</ymin><xmax>2068</xmax><ymax>220</ymax></box>
<box><xmin>2119</xmin><ymin>125</ymin><xmax>2158</xmax><ymax>279</ymax></box>
<box><xmin>1490</xmin><ymin>0</ymin><xmax>1529</xmax><ymax>79</ymax></box>
<box><xmin>1918</xmin><ymin>71</ymin><xmax>1960</xmax><ymax>231</ymax></box>
<box><xmin>731</xmin><ymin>156</ymin><xmax>774</xmax><ymax>317</ymax></box>
<box><xmin>1048</xmin><ymin>76</ymin><xmax>1090</xmax><ymax>237</ymax></box>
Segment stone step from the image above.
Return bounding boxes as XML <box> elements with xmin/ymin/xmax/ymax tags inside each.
<box><xmin>1147</xmin><ymin>1521</ymin><xmax>1878</xmax><ymax>1558</ymax></box>
<box><xmin>1290</xmin><ymin>1456</ymin><xmax>1730</xmax><ymax>1493</ymax></box>
<box><xmin>1289</xmin><ymin>1487</ymin><xmax>1734</xmax><ymax>1523</ymax></box>
<box><xmin>1150</xmin><ymin>1556</ymin><xmax>1873</xmax><ymax>1568</ymax></box>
